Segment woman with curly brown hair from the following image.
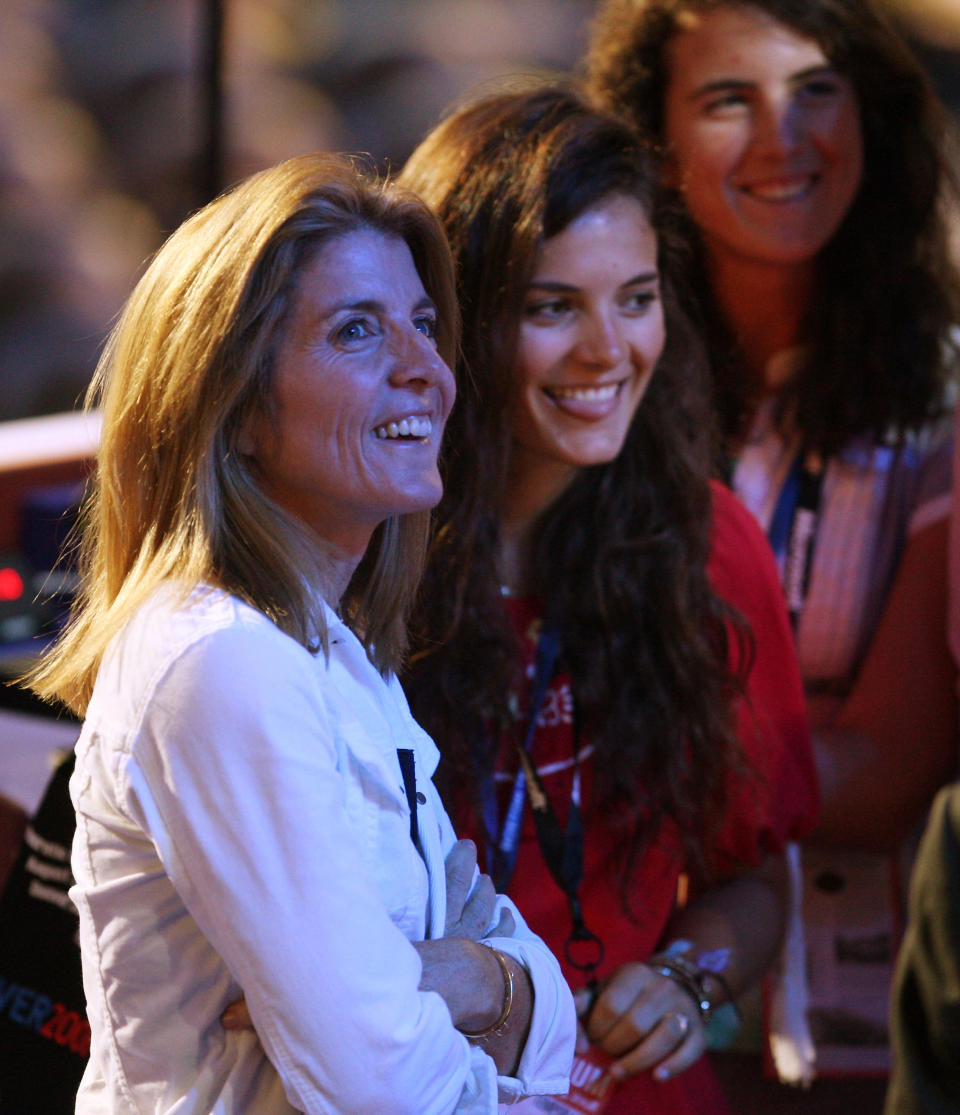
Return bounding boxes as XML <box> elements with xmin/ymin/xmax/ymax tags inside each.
<box><xmin>587</xmin><ymin>0</ymin><xmax>960</xmax><ymax>1096</ymax></box>
<box><xmin>400</xmin><ymin>83</ymin><xmax>818</xmax><ymax>1115</ymax></box>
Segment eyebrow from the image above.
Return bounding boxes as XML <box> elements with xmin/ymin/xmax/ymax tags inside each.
<box><xmin>687</xmin><ymin>64</ymin><xmax>839</xmax><ymax>102</ymax></box>
<box><xmin>528</xmin><ymin>272</ymin><xmax>659</xmax><ymax>292</ymax></box>
<box><xmin>317</xmin><ymin>294</ymin><xmax>437</xmax><ymax>318</ymax></box>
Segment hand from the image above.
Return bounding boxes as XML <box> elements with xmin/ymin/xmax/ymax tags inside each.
<box><xmin>411</xmin><ymin>839</ymin><xmax>517</xmax><ymax>1030</ymax></box>
<box><xmin>443</xmin><ymin>839</ymin><xmax>512</xmax><ymax>939</ymax></box>
<box><xmin>578</xmin><ymin>962</ymin><xmax>706</xmax><ymax>1083</ymax></box>
<box><xmin>222</xmin><ymin>840</ymin><xmax>513</xmax><ymax>1036</ymax></box>
<box><xmin>222</xmin><ymin>942</ymin><xmax>514</xmax><ymax>1037</ymax></box>
<box><xmin>222</xmin><ymin>939</ymin><xmax>512</xmax><ymax>1037</ymax></box>
<box><xmin>414</xmin><ymin>840</ymin><xmax>526</xmax><ymax>1059</ymax></box>
<box><xmin>415</xmin><ymin>937</ymin><xmax>534</xmax><ymax>1078</ymax></box>
<box><xmin>413</xmin><ymin>936</ymin><xmax>507</xmax><ymax>1032</ymax></box>
<box><xmin>223</xmin><ymin>940</ymin><xmax>519</xmax><ymax>1043</ymax></box>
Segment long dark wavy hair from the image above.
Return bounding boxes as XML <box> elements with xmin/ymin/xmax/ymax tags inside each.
<box><xmin>586</xmin><ymin>0</ymin><xmax>960</xmax><ymax>454</ymax></box>
<box><xmin>399</xmin><ymin>84</ymin><xmax>750</xmax><ymax>881</ymax></box>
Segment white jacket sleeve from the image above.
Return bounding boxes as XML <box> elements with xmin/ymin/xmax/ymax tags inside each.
<box><xmin>422</xmin><ymin>757</ymin><xmax>576</xmax><ymax>1104</ymax></box>
<box><xmin>121</xmin><ymin>620</ymin><xmax>493</xmax><ymax>1115</ymax></box>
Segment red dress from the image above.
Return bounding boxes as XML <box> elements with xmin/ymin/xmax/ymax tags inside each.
<box><xmin>466</xmin><ymin>483</ymin><xmax>819</xmax><ymax>1114</ymax></box>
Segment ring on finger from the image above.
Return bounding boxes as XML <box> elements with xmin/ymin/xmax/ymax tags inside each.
<box><xmin>668</xmin><ymin>1011</ymin><xmax>690</xmax><ymax>1038</ymax></box>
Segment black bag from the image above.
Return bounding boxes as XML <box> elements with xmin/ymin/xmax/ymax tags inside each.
<box><xmin>0</xmin><ymin>751</ymin><xmax>87</xmax><ymax>1113</ymax></box>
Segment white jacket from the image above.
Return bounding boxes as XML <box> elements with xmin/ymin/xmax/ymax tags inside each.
<box><xmin>70</xmin><ymin>586</ymin><xmax>574</xmax><ymax>1113</ymax></box>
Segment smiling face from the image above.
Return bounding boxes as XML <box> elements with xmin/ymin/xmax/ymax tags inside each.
<box><xmin>509</xmin><ymin>193</ymin><xmax>665</xmax><ymax>511</ymax></box>
<box><xmin>245</xmin><ymin>229</ymin><xmax>455</xmax><ymax>556</ymax></box>
<box><xmin>662</xmin><ymin>4</ymin><xmax>864</xmax><ymax>271</ymax></box>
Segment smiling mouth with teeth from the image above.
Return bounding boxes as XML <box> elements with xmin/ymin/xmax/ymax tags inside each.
<box><xmin>742</xmin><ymin>177</ymin><xmax>816</xmax><ymax>202</ymax></box>
<box><xmin>374</xmin><ymin>415</ymin><xmax>433</xmax><ymax>440</ymax></box>
<box><xmin>546</xmin><ymin>383</ymin><xmax>621</xmax><ymax>402</ymax></box>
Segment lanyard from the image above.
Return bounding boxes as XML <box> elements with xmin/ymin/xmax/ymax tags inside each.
<box><xmin>766</xmin><ymin>447</ymin><xmax>825</xmax><ymax>629</ymax></box>
<box><xmin>481</xmin><ymin>625</ymin><xmax>560</xmax><ymax>888</ymax></box>
<box><xmin>480</xmin><ymin>625</ymin><xmax>605</xmax><ymax>983</ymax></box>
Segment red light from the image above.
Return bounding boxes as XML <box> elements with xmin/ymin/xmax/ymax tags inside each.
<box><xmin>0</xmin><ymin>567</ymin><xmax>24</xmax><ymax>602</ymax></box>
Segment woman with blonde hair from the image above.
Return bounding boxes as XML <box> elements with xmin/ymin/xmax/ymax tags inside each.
<box><xmin>28</xmin><ymin>152</ymin><xmax>574</xmax><ymax>1114</ymax></box>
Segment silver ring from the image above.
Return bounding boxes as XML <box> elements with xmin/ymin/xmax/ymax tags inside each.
<box><xmin>670</xmin><ymin>1011</ymin><xmax>690</xmax><ymax>1037</ymax></box>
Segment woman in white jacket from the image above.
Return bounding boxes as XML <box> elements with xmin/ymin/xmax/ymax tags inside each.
<box><xmin>27</xmin><ymin>152</ymin><xmax>575</xmax><ymax>1114</ymax></box>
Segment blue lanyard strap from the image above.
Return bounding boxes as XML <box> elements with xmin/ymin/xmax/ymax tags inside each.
<box><xmin>767</xmin><ymin>447</ymin><xmax>826</xmax><ymax>628</ymax></box>
<box><xmin>767</xmin><ymin>451</ymin><xmax>804</xmax><ymax>561</ymax></box>
<box><xmin>481</xmin><ymin>625</ymin><xmax>561</xmax><ymax>888</ymax></box>
<box><xmin>479</xmin><ymin>624</ymin><xmax>605</xmax><ymax>982</ymax></box>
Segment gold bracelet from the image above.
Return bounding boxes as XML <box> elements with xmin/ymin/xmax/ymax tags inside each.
<box><xmin>461</xmin><ymin>947</ymin><xmax>515</xmax><ymax>1039</ymax></box>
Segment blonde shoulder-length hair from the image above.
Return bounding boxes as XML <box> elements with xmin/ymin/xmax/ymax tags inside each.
<box><xmin>28</xmin><ymin>152</ymin><xmax>459</xmax><ymax>716</ymax></box>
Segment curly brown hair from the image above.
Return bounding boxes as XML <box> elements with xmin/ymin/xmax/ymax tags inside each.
<box><xmin>399</xmin><ymin>84</ymin><xmax>751</xmax><ymax>882</ymax></box>
<box><xmin>586</xmin><ymin>0</ymin><xmax>960</xmax><ymax>453</ymax></box>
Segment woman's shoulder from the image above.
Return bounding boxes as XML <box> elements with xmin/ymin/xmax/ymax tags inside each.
<box><xmin>706</xmin><ymin>485</ymin><xmax>818</xmax><ymax>848</ymax></box>
<box><xmin>90</xmin><ymin>584</ymin><xmax>316</xmax><ymax>723</ymax></box>
<box><xmin>706</xmin><ymin>479</ymin><xmax>793</xmax><ymax>633</ymax></box>
<box><xmin>124</xmin><ymin>583</ymin><xmax>285</xmax><ymax>658</ymax></box>
<box><xmin>707</xmin><ymin>478</ymin><xmax>777</xmax><ymax>571</ymax></box>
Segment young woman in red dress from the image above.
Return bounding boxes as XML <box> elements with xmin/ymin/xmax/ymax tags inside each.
<box><xmin>400</xmin><ymin>84</ymin><xmax>819</xmax><ymax>1114</ymax></box>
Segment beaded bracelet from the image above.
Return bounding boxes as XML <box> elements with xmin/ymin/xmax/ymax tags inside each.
<box><xmin>704</xmin><ymin>967</ymin><xmax>740</xmax><ymax>1025</ymax></box>
<box><xmin>462</xmin><ymin>948</ymin><xmax>515</xmax><ymax>1039</ymax></box>
<box><xmin>646</xmin><ymin>953</ymin><xmax>717</xmax><ymax>1025</ymax></box>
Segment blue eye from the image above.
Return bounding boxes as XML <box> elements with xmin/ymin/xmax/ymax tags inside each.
<box><xmin>336</xmin><ymin>318</ymin><xmax>374</xmax><ymax>343</ymax></box>
<box><xmin>414</xmin><ymin>314</ymin><xmax>438</xmax><ymax>341</ymax></box>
